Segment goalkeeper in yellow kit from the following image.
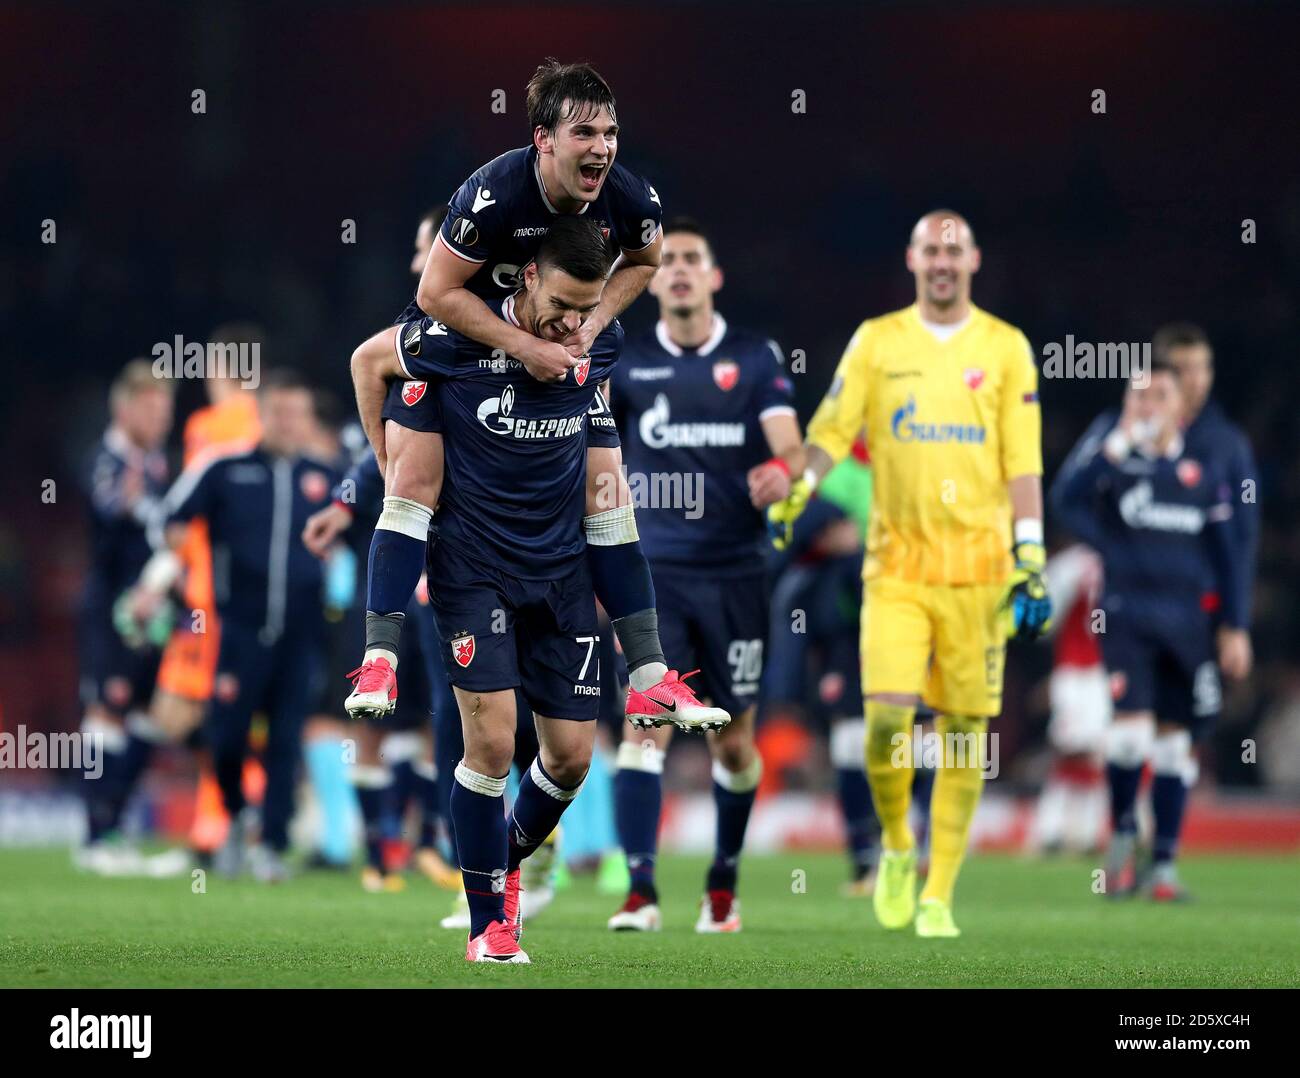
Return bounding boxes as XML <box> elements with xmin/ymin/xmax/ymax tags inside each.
<box><xmin>770</xmin><ymin>211</ymin><xmax>1050</xmax><ymax>937</ymax></box>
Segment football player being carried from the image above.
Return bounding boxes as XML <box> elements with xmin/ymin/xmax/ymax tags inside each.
<box><xmin>345</xmin><ymin>59</ymin><xmax>725</xmax><ymax>735</ymax></box>
<box><xmin>767</xmin><ymin>211</ymin><xmax>1051</xmax><ymax>938</ymax></box>
<box><xmin>352</xmin><ymin>217</ymin><xmax>625</xmax><ymax>963</ymax></box>
<box><xmin>604</xmin><ymin>218</ymin><xmax>804</xmax><ymax>932</ymax></box>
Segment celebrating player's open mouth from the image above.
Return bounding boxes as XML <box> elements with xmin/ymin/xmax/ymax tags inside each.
<box><xmin>577</xmin><ymin>159</ymin><xmax>607</xmax><ymax>192</ymax></box>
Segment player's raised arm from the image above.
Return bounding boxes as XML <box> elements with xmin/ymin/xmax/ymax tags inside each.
<box><xmin>563</xmin><ymin>229</ymin><xmax>662</xmax><ymax>359</ymax></box>
<box><xmin>126</xmin><ymin>450</ymin><xmax>224</xmax><ymax>626</ymax></box>
<box><xmin>417</xmin><ymin>240</ymin><xmax>575</xmax><ymax>383</ymax></box>
<box><xmin>1049</xmin><ymin>409</ymin><xmax>1121</xmax><ymax>554</ymax></box>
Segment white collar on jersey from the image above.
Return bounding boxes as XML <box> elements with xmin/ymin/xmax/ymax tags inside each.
<box><xmin>656</xmin><ymin>313</ymin><xmax>728</xmax><ymax>357</ymax></box>
<box><xmin>503</xmin><ymin>291</ymin><xmax>522</xmax><ymax>327</ymax></box>
<box><xmin>532</xmin><ymin>153</ymin><xmax>590</xmax><ymax>216</ymax></box>
<box><xmin>919</xmin><ymin>311</ymin><xmax>972</xmax><ymax>342</ymax></box>
<box><xmin>1135</xmin><ymin>431</ymin><xmax>1185</xmax><ymax>462</ymax></box>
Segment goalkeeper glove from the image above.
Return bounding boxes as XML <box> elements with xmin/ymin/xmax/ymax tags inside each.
<box><xmin>999</xmin><ymin>540</ymin><xmax>1052</xmax><ymax>641</ymax></box>
<box><xmin>113</xmin><ymin>589</ymin><xmax>177</xmax><ymax>651</ymax></box>
<box><xmin>766</xmin><ymin>475</ymin><xmax>813</xmax><ymax>551</ymax></box>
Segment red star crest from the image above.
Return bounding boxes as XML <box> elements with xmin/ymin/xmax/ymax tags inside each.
<box><xmin>712</xmin><ymin>360</ymin><xmax>739</xmax><ymax>392</ymax></box>
<box><xmin>451</xmin><ymin>634</ymin><xmax>475</xmax><ymax>668</ymax></box>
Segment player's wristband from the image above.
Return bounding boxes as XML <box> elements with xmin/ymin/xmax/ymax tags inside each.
<box><xmin>1013</xmin><ymin>519</ymin><xmax>1043</xmax><ymax>546</ymax></box>
<box><xmin>331</xmin><ymin>498</ymin><xmax>354</xmax><ymax>517</ymax></box>
<box><xmin>765</xmin><ymin>457</ymin><xmax>791</xmax><ymax>477</ymax></box>
<box><xmin>140</xmin><ymin>549</ymin><xmax>181</xmax><ymax>594</ymax></box>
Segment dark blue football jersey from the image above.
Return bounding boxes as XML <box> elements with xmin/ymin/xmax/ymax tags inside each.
<box><xmin>390</xmin><ymin>294</ymin><xmax>623</xmax><ymax>580</ymax></box>
<box><xmin>438</xmin><ymin>146</ymin><xmax>662</xmax><ymax>301</ymax></box>
<box><xmin>83</xmin><ymin>427</ymin><xmax>171</xmax><ymax>608</ymax></box>
<box><xmin>609</xmin><ymin>315</ymin><xmax>795</xmax><ymax>573</ymax></box>
<box><xmin>159</xmin><ymin>447</ymin><xmax>338</xmax><ymax>636</ymax></box>
<box><xmin>1051</xmin><ymin>411</ymin><xmax>1246</xmax><ymax>628</ymax></box>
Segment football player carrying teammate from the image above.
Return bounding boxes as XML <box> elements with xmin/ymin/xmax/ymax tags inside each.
<box><xmin>344</xmin><ymin>60</ymin><xmax>726</xmax><ymax>735</ymax></box>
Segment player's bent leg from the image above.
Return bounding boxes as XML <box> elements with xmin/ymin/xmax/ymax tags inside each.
<box><xmin>385</xmin><ymin>421</ymin><xmax>444</xmax><ymax>509</ymax></box>
<box><xmin>451</xmin><ymin>687</ymin><xmax>527</xmax><ymax>963</ymax></box>
<box><xmin>1147</xmin><ymin>722</ymin><xmax>1196</xmax><ymax>901</ymax></box>
<box><xmin>915</xmin><ymin>713</ymin><xmax>990</xmax><ymax>938</ymax></box>
<box><xmin>583</xmin><ymin>445</ymin><xmax>728</xmax><ymax>733</ymax></box>
<box><xmin>345</xmin><ymin>424</ymin><xmax>440</xmax><ymax>720</ymax></box>
<box><xmin>149</xmin><ymin>688</ymin><xmax>206</xmax><ymax>742</ymax></box>
<box><xmin>865</xmin><ymin>693</ymin><xmax>920</xmax><ymax>929</ymax></box>
<box><xmin>698</xmin><ymin>706</ymin><xmax>760</xmax><ymax>933</ymax></box>
<box><xmin>609</xmin><ymin>721</ymin><xmax>671</xmax><ymax>930</ymax></box>
<box><xmin>1102</xmin><ymin>710</ymin><xmax>1155</xmax><ymax>898</ymax></box>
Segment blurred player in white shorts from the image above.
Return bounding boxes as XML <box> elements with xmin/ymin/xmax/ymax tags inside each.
<box><xmin>1028</xmin><ymin>544</ymin><xmax>1110</xmax><ymax>855</ymax></box>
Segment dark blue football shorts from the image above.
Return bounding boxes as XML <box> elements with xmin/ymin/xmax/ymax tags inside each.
<box><xmin>1098</xmin><ymin>592</ymin><xmax>1221</xmax><ymax>736</ymax></box>
<box><xmin>651</xmin><ymin>562</ymin><xmax>769</xmax><ymax>718</ymax></box>
<box><xmin>426</xmin><ymin>533</ymin><xmax>601</xmax><ymax>721</ymax></box>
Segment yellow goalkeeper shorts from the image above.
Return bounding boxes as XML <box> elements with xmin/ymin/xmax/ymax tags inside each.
<box><xmin>861</xmin><ymin>575</ymin><xmax>1007</xmax><ymax>717</ymax></box>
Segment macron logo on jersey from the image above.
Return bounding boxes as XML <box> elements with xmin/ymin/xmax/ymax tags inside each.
<box><xmin>472</xmin><ymin>188</ymin><xmax>496</xmax><ymax>213</ymax></box>
<box><xmin>890</xmin><ymin>395</ymin><xmax>986</xmax><ymax>445</ymax></box>
<box><xmin>638</xmin><ymin>393</ymin><xmax>745</xmax><ymax>450</ymax></box>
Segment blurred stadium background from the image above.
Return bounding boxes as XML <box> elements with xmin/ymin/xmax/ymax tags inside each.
<box><xmin>1</xmin><ymin>2</ymin><xmax>1298</xmax><ymax>857</ymax></box>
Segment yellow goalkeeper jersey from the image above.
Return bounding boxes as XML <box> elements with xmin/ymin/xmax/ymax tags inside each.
<box><xmin>807</xmin><ymin>303</ymin><xmax>1041</xmax><ymax>585</ymax></box>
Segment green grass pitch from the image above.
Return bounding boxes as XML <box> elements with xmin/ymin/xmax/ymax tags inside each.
<box><xmin>1</xmin><ymin>849</ymin><xmax>1296</xmax><ymax>987</ymax></box>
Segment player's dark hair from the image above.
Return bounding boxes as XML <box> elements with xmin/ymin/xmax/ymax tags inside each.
<box><xmin>1147</xmin><ymin>356</ymin><xmax>1181</xmax><ymax>382</ymax></box>
<box><xmin>526</xmin><ymin>59</ymin><xmax>617</xmax><ymax>136</ymax></box>
<box><xmin>421</xmin><ymin>205</ymin><xmax>449</xmax><ymax>231</ymax></box>
<box><xmin>1153</xmin><ymin>322</ymin><xmax>1213</xmax><ymax>365</ymax></box>
<box><xmin>534</xmin><ymin>216</ymin><xmax>615</xmax><ymax>282</ymax></box>
<box><xmin>258</xmin><ymin>367</ymin><xmax>313</xmax><ymax>397</ymax></box>
<box><xmin>664</xmin><ymin>215</ymin><xmax>714</xmax><ymax>256</ymax></box>
<box><xmin>312</xmin><ymin>388</ymin><xmax>344</xmax><ymax>432</ymax></box>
